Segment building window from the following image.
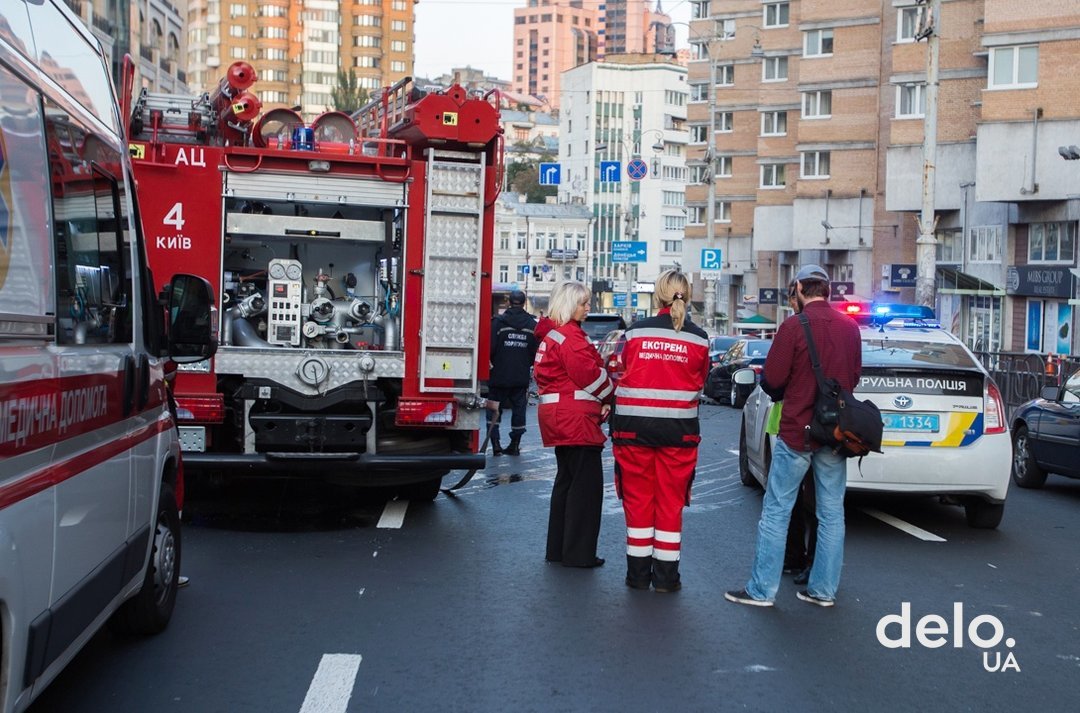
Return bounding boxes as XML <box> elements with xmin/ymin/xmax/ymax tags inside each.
<box><xmin>391</xmin><ymin>19</ymin><xmax>407</xmax><ymax>31</ymax></box>
<box><xmin>391</xmin><ymin>40</ymin><xmax>406</xmax><ymax>52</ymax></box>
<box><xmin>687</xmin><ymin>206</ymin><xmax>704</xmax><ymax>224</ymax></box>
<box><xmin>969</xmin><ymin>226</ymin><xmax>1002</xmax><ymax>263</ymax></box>
<box><xmin>663</xmin><ymin>216</ymin><xmax>686</xmax><ymax>231</ymax></box>
<box><xmin>804</xmin><ymin>29</ymin><xmax>834</xmax><ymax>57</ymax></box>
<box><xmin>936</xmin><ymin>228</ymin><xmax>963</xmax><ymax>263</ymax></box>
<box><xmin>717</xmin><ymin>64</ymin><xmax>735</xmax><ymax>86</ymax></box>
<box><xmin>760</xmin><ymin>162</ymin><xmax>786</xmax><ymax>188</ymax></box>
<box><xmin>662</xmin><ymin>239</ymin><xmax>683</xmax><ymax>253</ymax></box>
<box><xmin>896</xmin><ymin>83</ymin><xmax>926</xmax><ymax>118</ymax></box>
<box><xmin>499</xmin><ymin>232</ymin><xmax>510</xmax><ymax>251</ymax></box>
<box><xmin>802</xmin><ymin>90</ymin><xmax>832</xmax><ymax>119</ymax></box>
<box><xmin>691</xmin><ymin>1</ymin><xmax>711</xmax><ymax>20</ymax></box>
<box><xmin>230</xmin><ymin>46</ymin><xmax>245</xmax><ymax>59</ymax></box>
<box><xmin>762</xmin><ymin>56</ymin><xmax>788</xmax><ymax>82</ymax></box>
<box><xmin>898</xmin><ymin>6</ymin><xmax>920</xmax><ymax>43</ymax></box>
<box><xmin>499</xmin><ymin>264</ymin><xmax>509</xmax><ymax>282</ymax></box>
<box><xmin>989</xmin><ymin>45</ymin><xmax>1038</xmax><ymax>89</ymax></box>
<box><xmin>690</xmin><ymin>125</ymin><xmax>708</xmax><ymax>143</ymax></box>
<box><xmin>712</xmin><ymin>111</ymin><xmax>731</xmax><ymax>133</ymax></box>
<box><xmin>355</xmin><ymin>15</ymin><xmax>382</xmax><ymax>27</ymax></box>
<box><xmin>390</xmin><ymin>61</ymin><xmax>406</xmax><ymax>72</ymax></box>
<box><xmin>354</xmin><ymin>35</ymin><xmax>382</xmax><ymax>48</ymax></box>
<box><xmin>801</xmin><ymin>151</ymin><xmax>831</xmax><ymax>178</ymax></box>
<box><xmin>392</xmin><ymin>0</ymin><xmax>407</xmax><ymax>9</ymax></box>
<box><xmin>228</xmin><ymin>25</ymin><xmax>244</xmax><ymax>38</ymax></box>
<box><xmin>516</xmin><ymin>232</ymin><xmax>527</xmax><ymax>250</ymax></box>
<box><xmin>715</xmin><ymin>155</ymin><xmax>732</xmax><ymax>178</ymax></box>
<box><xmin>690</xmin><ymin>83</ymin><xmax>708</xmax><ymax>102</ymax></box>
<box><xmin>716</xmin><ymin>19</ymin><xmax>736</xmax><ymax>40</ymax></box>
<box><xmin>763</xmin><ymin>2</ymin><xmax>789</xmax><ymax>28</ymax></box>
<box><xmin>662</xmin><ymin>190</ymin><xmax>685</xmax><ymax>207</ymax></box>
<box><xmin>691</xmin><ymin>164</ymin><xmax>710</xmax><ymax>184</ymax></box>
<box><xmin>228</xmin><ymin>3</ymin><xmax>246</xmax><ymax>16</ymax></box>
<box><xmin>716</xmin><ymin>201</ymin><xmax>731</xmax><ymax>222</ymax></box>
<box><xmin>761</xmin><ymin>110</ymin><xmax>787</xmax><ymax>136</ymax></box>
<box><xmin>690</xmin><ymin>42</ymin><xmax>709</xmax><ymax>61</ymax></box>
<box><xmin>1029</xmin><ymin>222</ymin><xmax>1076</xmax><ymax>263</ymax></box>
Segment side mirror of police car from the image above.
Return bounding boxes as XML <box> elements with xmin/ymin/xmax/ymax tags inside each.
<box><xmin>732</xmin><ymin>368</ymin><xmax>757</xmax><ymax>386</ymax></box>
<box><xmin>166</xmin><ymin>274</ymin><xmax>218</xmax><ymax>363</ymax></box>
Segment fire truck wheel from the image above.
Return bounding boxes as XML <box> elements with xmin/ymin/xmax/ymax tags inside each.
<box><xmin>398</xmin><ymin>477</ymin><xmax>443</xmax><ymax>502</ymax></box>
<box><xmin>109</xmin><ymin>482</ymin><xmax>181</xmax><ymax>635</ymax></box>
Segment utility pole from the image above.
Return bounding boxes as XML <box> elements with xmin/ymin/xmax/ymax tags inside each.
<box><xmin>915</xmin><ymin>0</ymin><xmax>941</xmax><ymax>308</ymax></box>
<box><xmin>703</xmin><ymin>40</ymin><xmax>718</xmax><ymax>330</ymax></box>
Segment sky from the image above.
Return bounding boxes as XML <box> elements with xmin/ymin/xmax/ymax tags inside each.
<box><xmin>414</xmin><ymin>0</ymin><xmax>692</xmax><ymax>82</ymax></box>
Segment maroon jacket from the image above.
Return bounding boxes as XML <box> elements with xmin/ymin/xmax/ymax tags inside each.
<box><xmin>762</xmin><ymin>300</ymin><xmax>862</xmax><ymax>452</ymax></box>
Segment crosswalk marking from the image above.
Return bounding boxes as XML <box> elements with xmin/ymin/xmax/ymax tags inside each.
<box><xmin>299</xmin><ymin>653</ymin><xmax>362</xmax><ymax>713</ymax></box>
<box><xmin>377</xmin><ymin>499</ymin><xmax>409</xmax><ymax>528</ymax></box>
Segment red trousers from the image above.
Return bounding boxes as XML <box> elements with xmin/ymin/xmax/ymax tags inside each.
<box><xmin>613</xmin><ymin>444</ymin><xmax>698</xmax><ymax>561</ymax></box>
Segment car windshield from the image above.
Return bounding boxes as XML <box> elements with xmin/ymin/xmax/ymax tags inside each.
<box><xmin>582</xmin><ymin>318</ymin><xmax>623</xmax><ymax>340</ymax></box>
<box><xmin>1063</xmin><ymin>369</ymin><xmax>1080</xmax><ymax>402</ymax></box>
<box><xmin>710</xmin><ymin>336</ymin><xmax>737</xmax><ymax>353</ymax></box>
<box><xmin>861</xmin><ymin>337</ymin><xmax>979</xmax><ymax>369</ymax></box>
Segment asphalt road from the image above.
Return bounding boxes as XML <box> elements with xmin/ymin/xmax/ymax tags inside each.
<box><xmin>30</xmin><ymin>401</ymin><xmax>1080</xmax><ymax>712</ymax></box>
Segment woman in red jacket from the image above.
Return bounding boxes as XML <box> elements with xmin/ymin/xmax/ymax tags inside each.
<box><xmin>534</xmin><ymin>281</ymin><xmax>614</xmax><ymax>568</ymax></box>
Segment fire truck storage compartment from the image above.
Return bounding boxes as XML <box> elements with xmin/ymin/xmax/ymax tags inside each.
<box><xmin>221</xmin><ymin>195</ymin><xmax>402</xmax><ymax>352</ymax></box>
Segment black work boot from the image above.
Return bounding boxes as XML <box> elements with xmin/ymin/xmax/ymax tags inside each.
<box><xmin>490</xmin><ymin>435</ymin><xmax>503</xmax><ymax>456</ymax></box>
<box><xmin>503</xmin><ymin>432</ymin><xmax>523</xmax><ymax>456</ymax></box>
<box><xmin>652</xmin><ymin>559</ymin><xmax>681</xmax><ymax>593</ymax></box>
<box><xmin>625</xmin><ymin>555</ymin><xmax>652</xmax><ymax>590</ymax></box>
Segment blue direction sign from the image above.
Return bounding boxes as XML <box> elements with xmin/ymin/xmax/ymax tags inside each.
<box><xmin>539</xmin><ymin>162</ymin><xmax>561</xmax><ymax>185</ymax></box>
<box><xmin>613</xmin><ymin>294</ymin><xmax>627</xmax><ymax>308</ymax></box>
<box><xmin>612</xmin><ymin>240</ymin><xmax>647</xmax><ymax>263</ymax></box>
<box><xmin>600</xmin><ymin>160</ymin><xmax>621</xmax><ymax>182</ymax></box>
<box><xmin>626</xmin><ymin>158</ymin><xmax>648</xmax><ymax>181</ymax></box>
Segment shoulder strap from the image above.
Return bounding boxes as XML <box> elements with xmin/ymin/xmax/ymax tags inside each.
<box><xmin>797</xmin><ymin>313</ymin><xmax>830</xmax><ymax>393</ymax></box>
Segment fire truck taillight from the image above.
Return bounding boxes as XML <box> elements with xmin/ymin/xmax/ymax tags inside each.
<box><xmin>396</xmin><ymin>399</ymin><xmax>457</xmax><ymax>426</ymax></box>
<box><xmin>174</xmin><ymin>395</ymin><xmax>225</xmax><ymax>424</ymax></box>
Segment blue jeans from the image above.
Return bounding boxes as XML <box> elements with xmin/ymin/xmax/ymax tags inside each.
<box><xmin>746</xmin><ymin>437</ymin><xmax>847</xmax><ymax>602</ymax></box>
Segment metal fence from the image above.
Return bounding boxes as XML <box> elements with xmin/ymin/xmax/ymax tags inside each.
<box><xmin>972</xmin><ymin>351</ymin><xmax>1080</xmax><ymax>418</ymax></box>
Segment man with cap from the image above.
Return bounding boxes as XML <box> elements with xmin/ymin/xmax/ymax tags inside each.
<box><xmin>725</xmin><ymin>264</ymin><xmax>861</xmax><ymax>608</ymax></box>
<box><xmin>488</xmin><ymin>291</ymin><xmax>539</xmax><ymax>455</ymax></box>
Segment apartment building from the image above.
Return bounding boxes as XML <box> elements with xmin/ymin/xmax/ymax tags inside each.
<box><xmin>558</xmin><ymin>54</ymin><xmax>688</xmax><ymax>316</ymax></box>
<box><xmin>185</xmin><ymin>0</ymin><xmax>415</xmax><ymax>119</ymax></box>
<box><xmin>599</xmin><ymin>0</ymin><xmax>673</xmax><ymax>58</ymax></box>
<box><xmin>512</xmin><ymin>0</ymin><xmax>599</xmax><ymax>109</ymax></box>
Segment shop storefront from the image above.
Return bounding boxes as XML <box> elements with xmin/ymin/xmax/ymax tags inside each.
<box><xmin>1007</xmin><ymin>265</ymin><xmax>1077</xmax><ymax>356</ymax></box>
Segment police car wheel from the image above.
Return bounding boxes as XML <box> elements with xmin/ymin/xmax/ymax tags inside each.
<box><xmin>963</xmin><ymin>497</ymin><xmax>1004</xmax><ymax>529</ymax></box>
<box><xmin>738</xmin><ymin>422</ymin><xmax>759</xmax><ymax>488</ymax></box>
<box><xmin>109</xmin><ymin>482</ymin><xmax>181</xmax><ymax>635</ymax></box>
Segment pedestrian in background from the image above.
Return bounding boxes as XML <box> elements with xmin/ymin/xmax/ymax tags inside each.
<box><xmin>726</xmin><ymin>265</ymin><xmax>861</xmax><ymax>608</ymax></box>
<box><xmin>610</xmin><ymin>270</ymin><xmax>709</xmax><ymax>592</ymax></box>
<box><xmin>488</xmin><ymin>291</ymin><xmax>538</xmax><ymax>456</ymax></box>
<box><xmin>534</xmin><ymin>281</ymin><xmax>613</xmax><ymax>568</ymax></box>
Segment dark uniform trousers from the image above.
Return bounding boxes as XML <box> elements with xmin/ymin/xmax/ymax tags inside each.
<box><xmin>545</xmin><ymin>445</ymin><xmax>603</xmax><ymax>565</ymax></box>
<box><xmin>487</xmin><ymin>384</ymin><xmax>529</xmax><ymax>439</ymax></box>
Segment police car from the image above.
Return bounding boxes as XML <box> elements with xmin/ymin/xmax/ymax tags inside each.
<box><xmin>737</xmin><ymin>305</ymin><xmax>1011</xmax><ymax>529</ymax></box>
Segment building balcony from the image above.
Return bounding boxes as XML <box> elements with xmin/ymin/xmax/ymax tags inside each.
<box><xmin>547</xmin><ymin>249</ymin><xmax>580</xmax><ymax>261</ymax></box>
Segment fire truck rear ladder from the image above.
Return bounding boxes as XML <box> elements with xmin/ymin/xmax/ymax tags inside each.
<box><xmin>419</xmin><ymin>149</ymin><xmax>485</xmax><ymax>395</ymax></box>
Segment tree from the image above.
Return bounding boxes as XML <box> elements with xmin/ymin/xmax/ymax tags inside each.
<box><xmin>508</xmin><ymin>152</ymin><xmax>557</xmax><ymax>203</ymax></box>
<box><xmin>330</xmin><ymin>68</ymin><xmax>369</xmax><ymax>115</ymax></box>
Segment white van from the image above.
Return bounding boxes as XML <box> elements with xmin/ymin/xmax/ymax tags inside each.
<box><xmin>0</xmin><ymin>2</ymin><xmax>215</xmax><ymax>711</ymax></box>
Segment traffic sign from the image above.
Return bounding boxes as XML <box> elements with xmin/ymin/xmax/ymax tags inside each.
<box><xmin>626</xmin><ymin>158</ymin><xmax>648</xmax><ymax>181</ymax></box>
<box><xmin>600</xmin><ymin>161</ymin><xmax>621</xmax><ymax>183</ymax></box>
<box><xmin>612</xmin><ymin>240</ymin><xmax>647</xmax><ymax>263</ymax></box>
<box><xmin>613</xmin><ymin>294</ymin><xmax>627</xmax><ymax>308</ymax></box>
<box><xmin>539</xmin><ymin>162</ymin><xmax>561</xmax><ymax>186</ymax></box>
<box><xmin>701</xmin><ymin>248</ymin><xmax>722</xmax><ymax>271</ymax></box>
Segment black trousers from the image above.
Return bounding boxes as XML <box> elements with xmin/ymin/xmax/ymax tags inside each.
<box><xmin>488</xmin><ymin>385</ymin><xmax>529</xmax><ymax>439</ymax></box>
<box><xmin>546</xmin><ymin>445</ymin><xmax>603</xmax><ymax>566</ymax></box>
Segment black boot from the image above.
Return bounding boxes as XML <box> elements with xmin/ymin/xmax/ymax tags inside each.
<box><xmin>652</xmin><ymin>558</ymin><xmax>681</xmax><ymax>593</ymax></box>
<box><xmin>625</xmin><ymin>555</ymin><xmax>652</xmax><ymax>590</ymax></box>
<box><xmin>503</xmin><ymin>432</ymin><xmax>523</xmax><ymax>456</ymax></box>
<box><xmin>490</xmin><ymin>435</ymin><xmax>503</xmax><ymax>456</ymax></box>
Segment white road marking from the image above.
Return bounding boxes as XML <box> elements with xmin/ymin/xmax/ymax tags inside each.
<box><xmin>377</xmin><ymin>499</ymin><xmax>409</xmax><ymax>528</ymax></box>
<box><xmin>861</xmin><ymin>508</ymin><xmax>946</xmax><ymax>542</ymax></box>
<box><xmin>299</xmin><ymin>653</ymin><xmax>362</xmax><ymax>713</ymax></box>
<box><xmin>727</xmin><ymin>449</ymin><xmax>740</xmax><ymax>456</ymax></box>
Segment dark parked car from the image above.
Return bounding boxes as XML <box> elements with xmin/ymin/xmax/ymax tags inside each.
<box><xmin>703</xmin><ymin>338</ymin><xmax>772</xmax><ymax>407</ymax></box>
<box><xmin>597</xmin><ymin>329</ymin><xmax>627</xmax><ymax>385</ymax></box>
<box><xmin>1011</xmin><ymin>367</ymin><xmax>1080</xmax><ymax>488</ymax></box>
<box><xmin>709</xmin><ymin>334</ymin><xmax>739</xmax><ymax>370</ymax></box>
<box><xmin>582</xmin><ymin>312</ymin><xmax>627</xmax><ymax>347</ymax></box>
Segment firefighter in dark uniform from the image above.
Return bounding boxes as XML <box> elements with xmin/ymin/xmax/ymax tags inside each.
<box><xmin>611</xmin><ymin>270</ymin><xmax>710</xmax><ymax>592</ymax></box>
<box><xmin>488</xmin><ymin>290</ymin><xmax>538</xmax><ymax>455</ymax></box>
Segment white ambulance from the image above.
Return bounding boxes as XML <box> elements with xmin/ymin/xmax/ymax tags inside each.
<box><xmin>0</xmin><ymin>2</ymin><xmax>215</xmax><ymax>711</ymax></box>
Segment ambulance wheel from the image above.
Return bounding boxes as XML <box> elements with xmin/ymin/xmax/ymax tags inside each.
<box><xmin>738</xmin><ymin>422</ymin><xmax>757</xmax><ymax>487</ymax></box>
<box><xmin>110</xmin><ymin>482</ymin><xmax>181</xmax><ymax>635</ymax></box>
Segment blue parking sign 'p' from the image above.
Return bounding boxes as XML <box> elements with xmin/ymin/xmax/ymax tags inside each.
<box><xmin>701</xmin><ymin>248</ymin><xmax>722</xmax><ymax>270</ymax></box>
<box><xmin>539</xmin><ymin>163</ymin><xmax>561</xmax><ymax>186</ymax></box>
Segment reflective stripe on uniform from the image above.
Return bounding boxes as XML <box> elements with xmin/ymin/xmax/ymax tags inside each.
<box><xmin>584</xmin><ymin>371</ymin><xmax>608</xmax><ymax>394</ymax></box>
<box><xmin>627</xmin><ymin>526</ymin><xmax>655</xmax><ymax>538</ymax></box>
<box><xmin>617</xmin><ymin>387</ymin><xmax>701</xmax><ymax>401</ymax></box>
<box><xmin>654</xmin><ymin>529</ymin><xmax>682</xmax><ymax>544</ymax></box>
<box><xmin>652</xmin><ymin>548</ymin><xmax>680</xmax><ymax>561</ymax></box>
<box><xmin>539</xmin><ymin>390</ymin><xmax>603</xmax><ymax>404</ymax></box>
<box><xmin>547</xmin><ymin>330</ymin><xmax>566</xmax><ymax>344</ymax></box>
<box><xmin>539</xmin><ymin>393</ymin><xmax>560</xmax><ymax>404</ymax></box>
<box><xmin>625</xmin><ymin>328</ymin><xmax>709</xmax><ymax>348</ymax></box>
<box><xmin>627</xmin><ymin>544</ymin><xmax>654</xmax><ymax>557</ymax></box>
<box><xmin>615</xmin><ymin>404</ymin><xmax>699</xmax><ymax>418</ymax></box>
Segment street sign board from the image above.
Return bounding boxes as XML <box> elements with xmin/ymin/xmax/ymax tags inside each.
<box><xmin>759</xmin><ymin>288</ymin><xmax>779</xmax><ymax>305</ymax></box>
<box><xmin>612</xmin><ymin>240</ymin><xmax>647</xmax><ymax>263</ymax></box>
<box><xmin>539</xmin><ymin>162</ymin><xmax>561</xmax><ymax>186</ymax></box>
<box><xmin>600</xmin><ymin>161</ymin><xmax>621</xmax><ymax>183</ymax></box>
<box><xmin>829</xmin><ymin>281</ymin><xmax>856</xmax><ymax>300</ymax></box>
<box><xmin>613</xmin><ymin>294</ymin><xmax>627</xmax><ymax>307</ymax></box>
<box><xmin>890</xmin><ymin>263</ymin><xmax>917</xmax><ymax>288</ymax></box>
<box><xmin>700</xmin><ymin>248</ymin><xmax>722</xmax><ymax>271</ymax></box>
<box><xmin>700</xmin><ymin>270</ymin><xmax>722</xmax><ymax>280</ymax></box>
<box><xmin>626</xmin><ymin>158</ymin><xmax>648</xmax><ymax>181</ymax></box>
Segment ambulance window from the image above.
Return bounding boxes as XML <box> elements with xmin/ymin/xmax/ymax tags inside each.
<box><xmin>0</xmin><ymin>64</ymin><xmax>51</xmax><ymax>332</ymax></box>
<box><xmin>46</xmin><ymin>100</ymin><xmax>133</xmax><ymax>345</ymax></box>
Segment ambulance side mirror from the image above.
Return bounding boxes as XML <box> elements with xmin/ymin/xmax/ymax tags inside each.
<box><xmin>165</xmin><ymin>274</ymin><xmax>218</xmax><ymax>363</ymax></box>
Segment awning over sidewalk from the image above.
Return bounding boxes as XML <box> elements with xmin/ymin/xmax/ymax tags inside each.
<box><xmin>936</xmin><ymin>266</ymin><xmax>1005</xmax><ymax>296</ymax></box>
<box><xmin>732</xmin><ymin>313</ymin><xmax>777</xmax><ymax>330</ymax></box>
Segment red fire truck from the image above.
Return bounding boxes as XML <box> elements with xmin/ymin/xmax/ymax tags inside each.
<box><xmin>125</xmin><ymin>64</ymin><xmax>503</xmax><ymax>499</ymax></box>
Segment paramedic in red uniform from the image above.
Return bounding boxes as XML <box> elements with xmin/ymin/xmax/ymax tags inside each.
<box><xmin>535</xmin><ymin>281</ymin><xmax>614</xmax><ymax>568</ymax></box>
<box><xmin>610</xmin><ymin>270</ymin><xmax>709</xmax><ymax>592</ymax></box>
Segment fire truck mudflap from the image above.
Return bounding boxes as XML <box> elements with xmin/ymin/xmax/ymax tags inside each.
<box><xmin>128</xmin><ymin>70</ymin><xmax>502</xmax><ymax>497</ymax></box>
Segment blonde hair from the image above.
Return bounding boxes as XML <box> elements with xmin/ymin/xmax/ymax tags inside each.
<box><xmin>653</xmin><ymin>269</ymin><xmax>692</xmax><ymax>331</ymax></box>
<box><xmin>548</xmin><ymin>280</ymin><xmax>590</xmax><ymax>327</ymax></box>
